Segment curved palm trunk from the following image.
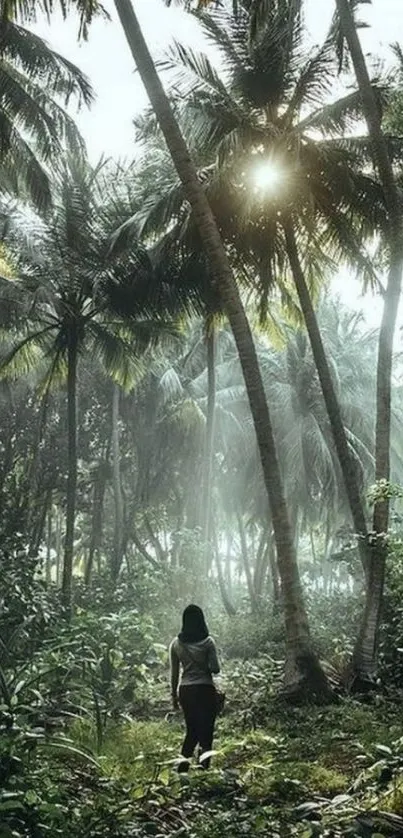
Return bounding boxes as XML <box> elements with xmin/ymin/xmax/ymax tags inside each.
<box><xmin>114</xmin><ymin>0</ymin><xmax>330</xmax><ymax>698</ymax></box>
<box><xmin>336</xmin><ymin>0</ymin><xmax>403</xmax><ymax>683</ymax></box>
<box><xmin>284</xmin><ymin>223</ymin><xmax>370</xmax><ymax>575</ymax></box>
<box><xmin>111</xmin><ymin>383</ymin><xmax>124</xmax><ymax>583</ymax></box>
<box><xmin>62</xmin><ymin>333</ymin><xmax>78</xmax><ymax>615</ymax></box>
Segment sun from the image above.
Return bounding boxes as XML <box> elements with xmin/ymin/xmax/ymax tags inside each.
<box><xmin>252</xmin><ymin>160</ymin><xmax>284</xmax><ymax>193</ymax></box>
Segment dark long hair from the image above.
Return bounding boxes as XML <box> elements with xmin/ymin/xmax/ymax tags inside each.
<box><xmin>178</xmin><ymin>604</ymin><xmax>209</xmax><ymax>644</ymax></box>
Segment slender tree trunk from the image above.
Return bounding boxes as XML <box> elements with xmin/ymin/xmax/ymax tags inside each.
<box><xmin>131</xmin><ymin>526</ymin><xmax>160</xmax><ymax>570</ymax></box>
<box><xmin>237</xmin><ymin>512</ymin><xmax>258</xmax><ymax>611</ymax></box>
<box><xmin>284</xmin><ymin>222</ymin><xmax>370</xmax><ymax>574</ymax></box>
<box><xmin>55</xmin><ymin>507</ymin><xmax>62</xmax><ymax>587</ymax></box>
<box><xmin>269</xmin><ymin>542</ymin><xmax>281</xmax><ymax>604</ymax></box>
<box><xmin>201</xmin><ymin>320</ymin><xmax>217</xmax><ymax>560</ymax></box>
<box><xmin>29</xmin><ymin>489</ymin><xmax>50</xmax><ymax>557</ymax></box>
<box><xmin>336</xmin><ymin>0</ymin><xmax>403</xmax><ymax>683</ymax></box>
<box><xmin>111</xmin><ymin>384</ymin><xmax>124</xmax><ymax>583</ymax></box>
<box><xmin>144</xmin><ymin>513</ymin><xmax>166</xmax><ymax>564</ymax></box>
<box><xmin>213</xmin><ymin>526</ymin><xmax>236</xmax><ymax>616</ymax></box>
<box><xmin>62</xmin><ymin>333</ymin><xmax>78</xmax><ymax>615</ymax></box>
<box><xmin>225</xmin><ymin>531</ymin><xmax>233</xmax><ymax>591</ymax></box>
<box><xmin>114</xmin><ymin>0</ymin><xmax>330</xmax><ymax>697</ymax></box>
<box><xmin>46</xmin><ymin>494</ymin><xmax>52</xmax><ymax>585</ymax></box>
<box><xmin>85</xmin><ymin>463</ymin><xmax>108</xmax><ymax>586</ymax></box>
<box><xmin>255</xmin><ymin>538</ymin><xmax>271</xmax><ymax>600</ymax></box>
<box><xmin>253</xmin><ymin>526</ymin><xmax>269</xmax><ymax>597</ymax></box>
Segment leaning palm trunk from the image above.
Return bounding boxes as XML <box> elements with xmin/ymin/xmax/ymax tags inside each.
<box><xmin>336</xmin><ymin>0</ymin><xmax>403</xmax><ymax>683</ymax></box>
<box><xmin>62</xmin><ymin>332</ymin><xmax>78</xmax><ymax>614</ymax></box>
<box><xmin>284</xmin><ymin>222</ymin><xmax>370</xmax><ymax>576</ymax></box>
<box><xmin>114</xmin><ymin>0</ymin><xmax>330</xmax><ymax>697</ymax></box>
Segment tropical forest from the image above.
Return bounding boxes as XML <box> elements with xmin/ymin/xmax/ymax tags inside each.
<box><xmin>2</xmin><ymin>0</ymin><xmax>403</xmax><ymax>835</ymax></box>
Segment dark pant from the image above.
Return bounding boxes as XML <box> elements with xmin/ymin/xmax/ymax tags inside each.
<box><xmin>179</xmin><ymin>683</ymin><xmax>217</xmax><ymax>768</ymax></box>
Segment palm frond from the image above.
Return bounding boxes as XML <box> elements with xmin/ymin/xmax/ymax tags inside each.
<box><xmin>0</xmin><ymin>324</ymin><xmax>54</xmax><ymax>379</ymax></box>
<box><xmin>159</xmin><ymin>40</ymin><xmax>232</xmax><ymax>100</ymax></box>
<box><xmin>1</xmin><ymin>0</ymin><xmax>107</xmax><ymax>41</ymax></box>
<box><xmin>1</xmin><ymin>21</ymin><xmax>93</xmax><ymax>107</ymax></box>
<box><xmin>296</xmin><ymin>86</ymin><xmax>387</xmax><ymax>136</ymax></box>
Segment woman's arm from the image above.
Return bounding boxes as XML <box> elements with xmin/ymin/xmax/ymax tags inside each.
<box><xmin>169</xmin><ymin>640</ymin><xmax>180</xmax><ymax>708</ymax></box>
<box><xmin>207</xmin><ymin>638</ymin><xmax>220</xmax><ymax>674</ymax></box>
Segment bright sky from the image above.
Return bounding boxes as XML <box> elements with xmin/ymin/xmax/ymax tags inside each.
<box><xmin>31</xmin><ymin>0</ymin><xmax>403</xmax><ymax>326</ymax></box>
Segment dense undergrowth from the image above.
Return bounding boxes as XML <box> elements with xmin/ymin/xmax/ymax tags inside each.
<box><xmin>3</xmin><ymin>545</ymin><xmax>403</xmax><ymax>837</ymax></box>
<box><xmin>3</xmin><ymin>660</ymin><xmax>403</xmax><ymax>838</ymax></box>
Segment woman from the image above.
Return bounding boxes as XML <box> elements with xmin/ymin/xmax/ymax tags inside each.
<box><xmin>169</xmin><ymin>604</ymin><xmax>220</xmax><ymax>771</ymax></box>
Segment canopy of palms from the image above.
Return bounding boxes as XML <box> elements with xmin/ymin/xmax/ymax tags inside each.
<box><xmin>0</xmin><ymin>19</ymin><xmax>93</xmax><ymax>207</ymax></box>
<box><xmin>121</xmin><ymin>0</ymin><xmax>400</xmax><ymax>586</ymax></box>
<box><xmin>0</xmin><ymin>157</ymin><xmax>180</xmax><ymax>609</ymax></box>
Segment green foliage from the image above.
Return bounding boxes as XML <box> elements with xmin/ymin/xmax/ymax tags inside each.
<box><xmin>379</xmin><ymin>539</ymin><xmax>403</xmax><ymax>685</ymax></box>
<box><xmin>0</xmin><ymin>20</ymin><xmax>92</xmax><ymax>208</ymax></box>
<box><xmin>219</xmin><ymin>609</ymin><xmax>285</xmax><ymax>659</ymax></box>
<box><xmin>0</xmin><ymin>536</ymin><xmax>58</xmax><ymax>666</ymax></box>
<box><xmin>306</xmin><ymin>590</ymin><xmax>362</xmax><ymax>670</ymax></box>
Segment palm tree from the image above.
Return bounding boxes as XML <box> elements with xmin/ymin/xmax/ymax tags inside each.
<box><xmin>0</xmin><ymin>157</ymin><xmax>178</xmax><ymax>612</ymax></box>
<box><xmin>335</xmin><ymin>0</ymin><xmax>403</xmax><ymax>683</ymax></box>
<box><xmin>0</xmin><ymin>19</ymin><xmax>92</xmax><ymax>208</ymax></box>
<box><xmin>110</xmin><ymin>0</ymin><xmax>331</xmax><ymax>697</ymax></box>
<box><xmin>149</xmin><ymin>0</ymin><xmax>396</xmax><ymax>579</ymax></box>
<box><xmin>9</xmin><ymin>0</ymin><xmax>330</xmax><ymax>694</ymax></box>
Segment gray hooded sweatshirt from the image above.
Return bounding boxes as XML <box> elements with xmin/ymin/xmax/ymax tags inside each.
<box><xmin>169</xmin><ymin>636</ymin><xmax>220</xmax><ymax>694</ymax></box>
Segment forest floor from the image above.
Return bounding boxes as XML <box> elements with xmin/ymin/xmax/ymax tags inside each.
<box><xmin>63</xmin><ymin>663</ymin><xmax>403</xmax><ymax>838</ymax></box>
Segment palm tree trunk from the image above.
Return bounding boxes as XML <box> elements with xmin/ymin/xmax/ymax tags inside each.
<box><xmin>284</xmin><ymin>223</ymin><xmax>370</xmax><ymax>573</ymax></box>
<box><xmin>335</xmin><ymin>0</ymin><xmax>403</xmax><ymax>532</ymax></box>
<box><xmin>269</xmin><ymin>541</ymin><xmax>281</xmax><ymax>604</ymax></box>
<box><xmin>237</xmin><ymin>512</ymin><xmax>258</xmax><ymax>611</ymax></box>
<box><xmin>111</xmin><ymin>383</ymin><xmax>124</xmax><ymax>583</ymax></box>
<box><xmin>336</xmin><ymin>0</ymin><xmax>403</xmax><ymax>683</ymax></box>
<box><xmin>201</xmin><ymin>320</ymin><xmax>217</xmax><ymax>556</ymax></box>
<box><xmin>62</xmin><ymin>333</ymin><xmax>78</xmax><ymax>615</ymax></box>
<box><xmin>85</xmin><ymin>463</ymin><xmax>108</xmax><ymax>586</ymax></box>
<box><xmin>55</xmin><ymin>506</ymin><xmax>62</xmax><ymax>587</ymax></box>
<box><xmin>29</xmin><ymin>489</ymin><xmax>49</xmax><ymax>557</ymax></box>
<box><xmin>45</xmin><ymin>493</ymin><xmax>52</xmax><ymax>585</ymax></box>
<box><xmin>253</xmin><ymin>526</ymin><xmax>269</xmax><ymax>597</ymax></box>
<box><xmin>255</xmin><ymin>536</ymin><xmax>271</xmax><ymax>600</ymax></box>
<box><xmin>213</xmin><ymin>525</ymin><xmax>236</xmax><ymax>616</ymax></box>
<box><xmin>114</xmin><ymin>0</ymin><xmax>330</xmax><ymax>698</ymax></box>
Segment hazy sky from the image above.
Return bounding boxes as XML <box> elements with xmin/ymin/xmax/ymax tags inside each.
<box><xmin>31</xmin><ymin>0</ymin><xmax>403</xmax><ymax>323</ymax></box>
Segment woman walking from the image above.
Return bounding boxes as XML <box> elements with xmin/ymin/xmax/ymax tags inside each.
<box><xmin>169</xmin><ymin>604</ymin><xmax>220</xmax><ymax>771</ymax></box>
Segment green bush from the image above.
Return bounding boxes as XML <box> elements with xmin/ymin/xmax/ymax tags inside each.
<box><xmin>0</xmin><ymin>536</ymin><xmax>59</xmax><ymax>667</ymax></box>
<box><xmin>379</xmin><ymin>538</ymin><xmax>403</xmax><ymax>685</ymax></box>
<box><xmin>219</xmin><ymin>609</ymin><xmax>285</xmax><ymax>659</ymax></box>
